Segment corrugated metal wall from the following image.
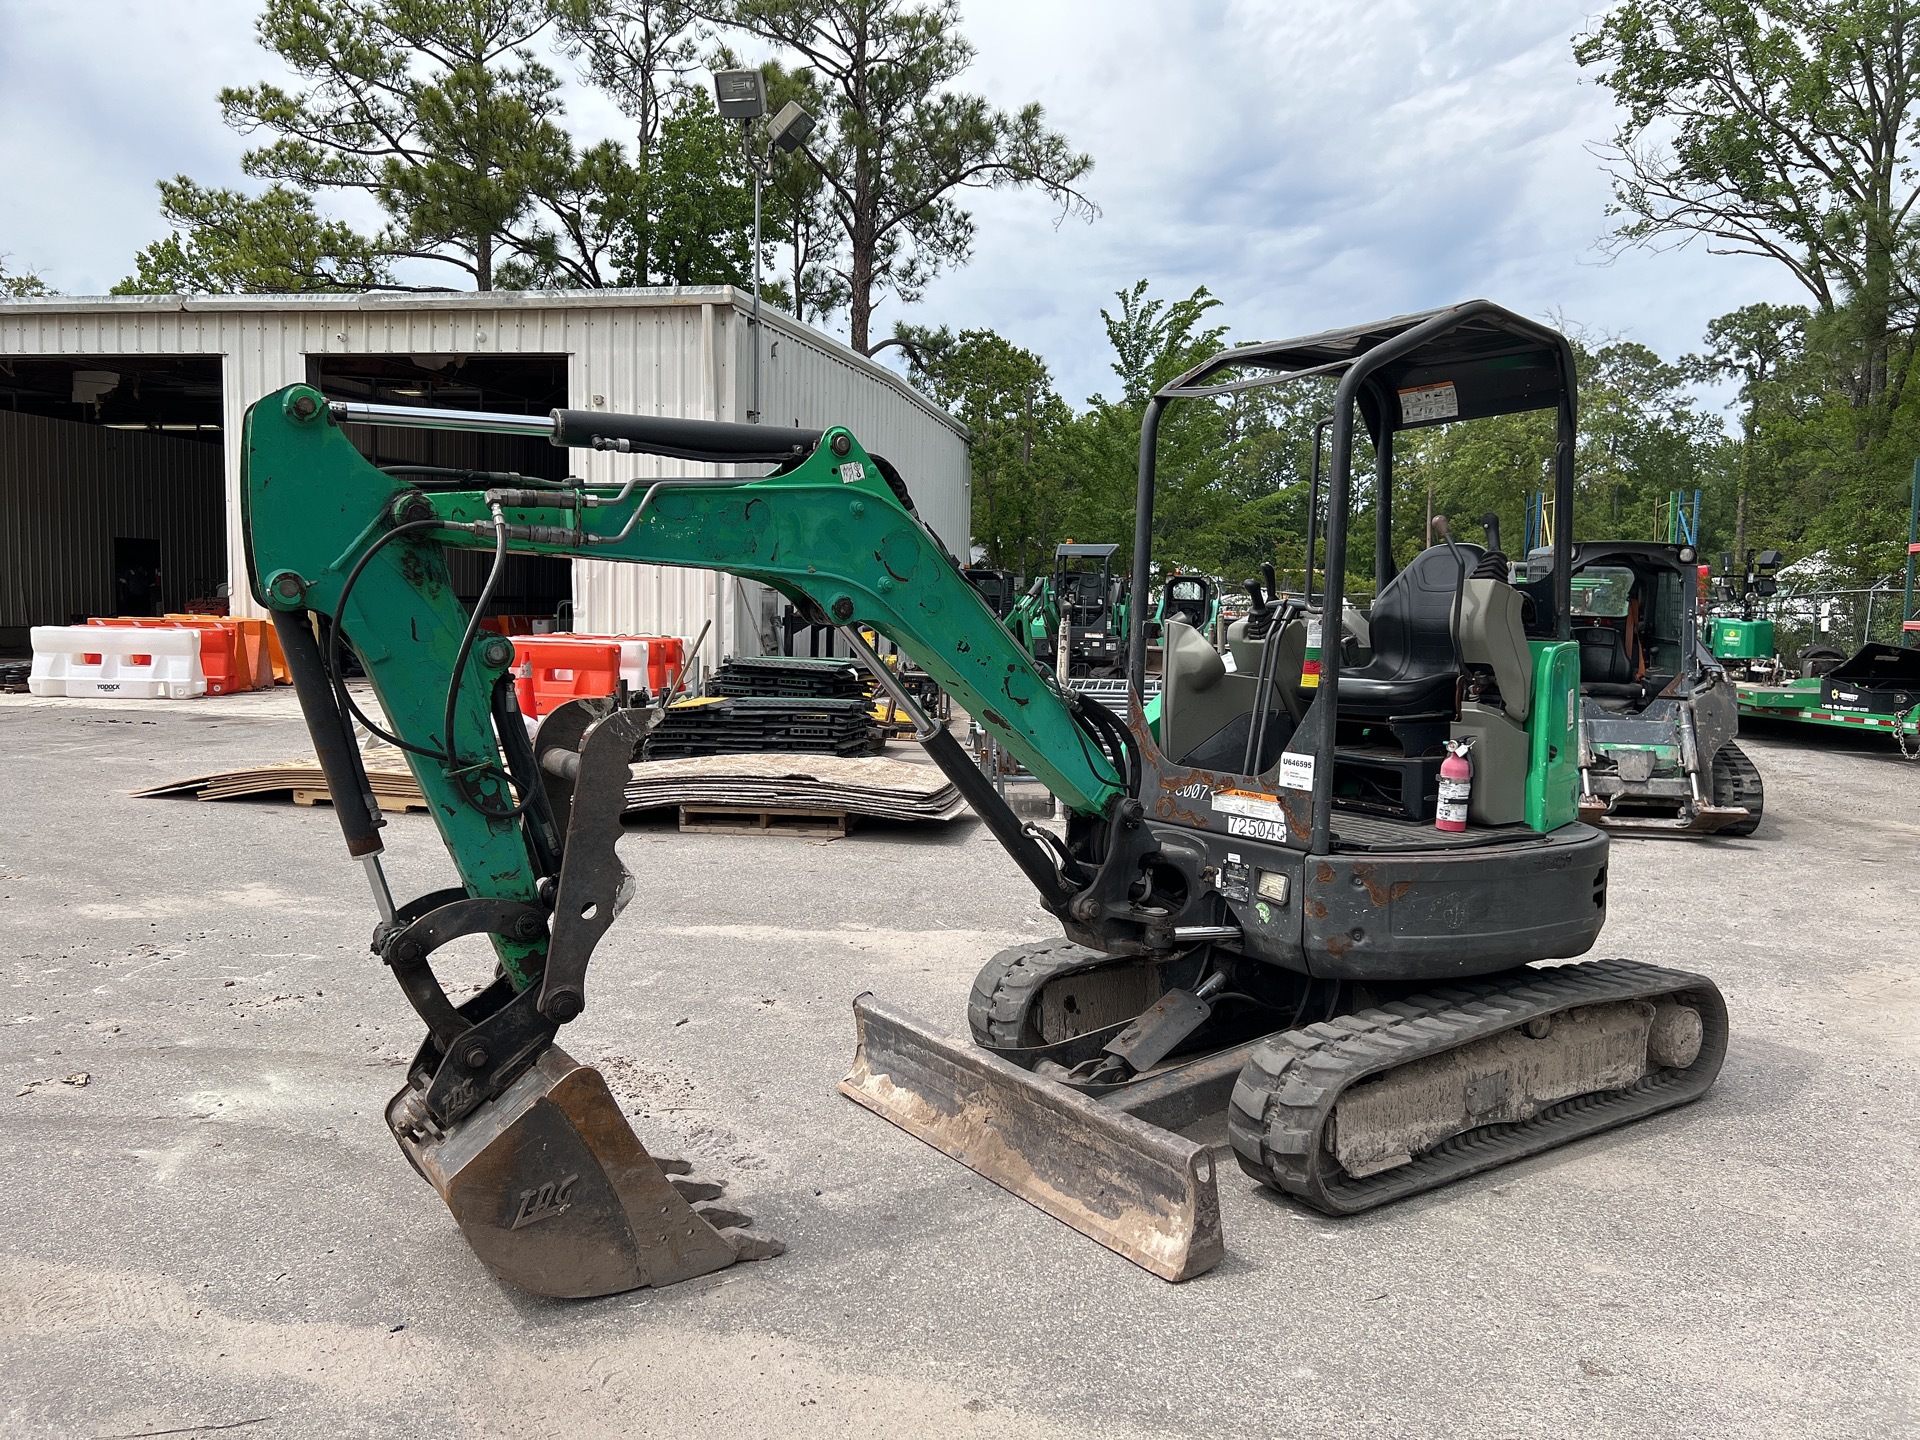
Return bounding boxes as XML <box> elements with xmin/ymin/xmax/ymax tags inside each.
<box><xmin>0</xmin><ymin>291</ymin><xmax>971</xmax><ymax>656</ymax></box>
<box><xmin>567</xmin><ymin>301</ymin><xmax>735</xmax><ymax>654</ymax></box>
<box><xmin>724</xmin><ymin>310</ymin><xmax>974</xmax><ymax>660</ymax></box>
<box><xmin>0</xmin><ymin>409</ymin><xmax>224</xmax><ymax>631</ymax></box>
<box><xmin>754</xmin><ymin>311</ymin><xmax>971</xmax><ymax>558</ymax></box>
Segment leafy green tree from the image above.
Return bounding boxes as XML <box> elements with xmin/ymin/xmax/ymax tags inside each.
<box><xmin>553</xmin><ymin>0</ymin><xmax>702</xmax><ymax>147</ymax></box>
<box><xmin>1692</xmin><ymin>303</ymin><xmax>1809</xmax><ymax>560</ymax></box>
<box><xmin>541</xmin><ymin>2</ymin><xmax>759</xmax><ymax>288</ymax></box>
<box><xmin>758</xmin><ymin>60</ymin><xmax>845</xmax><ymax>322</ymax></box>
<box><xmin>498</xmin><ymin>94</ymin><xmax>756</xmax><ymax>287</ymax></box>
<box><xmin>711</xmin><ymin>0</ymin><xmax>1096</xmax><ymax>353</ymax></box>
<box><xmin>219</xmin><ymin>0</ymin><xmax>574</xmax><ymax>290</ymax></box>
<box><xmin>896</xmin><ymin>324</ymin><xmax>1073</xmax><ymax>575</ymax></box>
<box><xmin>1054</xmin><ymin>281</ymin><xmax>1229</xmax><ymax>573</ymax></box>
<box><xmin>117</xmin><ymin>179</ymin><xmax>390</xmax><ymax>293</ymax></box>
<box><xmin>1576</xmin><ymin>0</ymin><xmax>1920</xmax><ymax>420</ymax></box>
<box><xmin>0</xmin><ymin>254</ymin><xmax>50</xmax><ymax>297</ymax></box>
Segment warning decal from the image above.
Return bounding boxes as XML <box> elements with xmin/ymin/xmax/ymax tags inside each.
<box><xmin>1398</xmin><ymin>381</ymin><xmax>1459</xmax><ymax>424</ymax></box>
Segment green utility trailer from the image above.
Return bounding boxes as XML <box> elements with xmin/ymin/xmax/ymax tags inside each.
<box><xmin>1730</xmin><ymin>639</ymin><xmax>1920</xmax><ymax>751</ymax></box>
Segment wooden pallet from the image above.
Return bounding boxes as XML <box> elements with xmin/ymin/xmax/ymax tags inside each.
<box><xmin>294</xmin><ymin>788</ymin><xmax>432</xmax><ymax>816</ymax></box>
<box><xmin>677</xmin><ymin>805</ymin><xmax>851</xmax><ymax>838</ymax></box>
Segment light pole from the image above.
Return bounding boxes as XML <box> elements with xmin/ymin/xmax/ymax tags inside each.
<box><xmin>712</xmin><ymin>70</ymin><xmax>816</xmax><ymax>426</ymax></box>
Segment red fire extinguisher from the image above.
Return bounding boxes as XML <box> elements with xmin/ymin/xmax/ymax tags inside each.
<box><xmin>1436</xmin><ymin>737</ymin><xmax>1473</xmax><ymax>832</ymax></box>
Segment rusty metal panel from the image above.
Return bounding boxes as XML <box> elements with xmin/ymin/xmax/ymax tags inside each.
<box><xmin>0</xmin><ymin>409</ymin><xmax>223</xmax><ymax>629</ymax></box>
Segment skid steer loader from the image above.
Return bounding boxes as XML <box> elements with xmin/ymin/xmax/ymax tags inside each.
<box><xmin>1530</xmin><ymin>540</ymin><xmax>1763</xmax><ymax>836</ymax></box>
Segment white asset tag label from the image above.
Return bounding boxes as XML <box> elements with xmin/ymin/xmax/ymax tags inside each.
<box><xmin>1278</xmin><ymin>751</ymin><xmax>1316</xmax><ymax>792</ymax></box>
<box><xmin>1398</xmin><ymin>381</ymin><xmax>1459</xmax><ymax>423</ymax></box>
<box><xmin>1226</xmin><ymin>814</ymin><xmax>1287</xmax><ymax>842</ymax></box>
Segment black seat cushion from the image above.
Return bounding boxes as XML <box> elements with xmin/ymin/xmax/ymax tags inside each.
<box><xmin>1575</xmin><ymin>625</ymin><xmax>1631</xmax><ymax>684</ymax></box>
<box><xmin>1336</xmin><ymin>543</ymin><xmax>1480</xmax><ymax>717</ymax></box>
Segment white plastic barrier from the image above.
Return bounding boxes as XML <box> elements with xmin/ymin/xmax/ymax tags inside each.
<box><xmin>29</xmin><ymin>625</ymin><xmax>208</xmax><ymax>699</ymax></box>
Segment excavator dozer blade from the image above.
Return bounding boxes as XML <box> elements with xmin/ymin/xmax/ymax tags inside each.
<box><xmin>840</xmin><ymin>993</ymin><xmax>1224</xmax><ymax>1283</ymax></box>
<box><xmin>389</xmin><ymin>1045</ymin><xmax>781</xmax><ymax>1299</ymax></box>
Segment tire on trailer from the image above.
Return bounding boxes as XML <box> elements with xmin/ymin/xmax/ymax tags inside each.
<box><xmin>1711</xmin><ymin>742</ymin><xmax>1764</xmax><ymax>837</ymax></box>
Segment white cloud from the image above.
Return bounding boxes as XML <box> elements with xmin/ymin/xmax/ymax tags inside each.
<box><xmin>0</xmin><ymin>0</ymin><xmax>1802</xmax><ymax>409</ymax></box>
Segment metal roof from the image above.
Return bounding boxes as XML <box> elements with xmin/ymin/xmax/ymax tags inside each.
<box><xmin>0</xmin><ymin>284</ymin><xmax>968</xmax><ymax>440</ymax></box>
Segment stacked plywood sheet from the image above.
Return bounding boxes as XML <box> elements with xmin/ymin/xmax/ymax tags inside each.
<box><xmin>134</xmin><ymin>750</ymin><xmax>966</xmax><ymax>825</ymax></box>
<box><xmin>132</xmin><ymin>755</ymin><xmax>429</xmax><ymax>813</ymax></box>
<box><xmin>623</xmin><ymin>753</ymin><xmax>965</xmax><ymax>822</ymax></box>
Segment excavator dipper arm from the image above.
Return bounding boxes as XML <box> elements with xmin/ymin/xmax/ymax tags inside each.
<box><xmin>242</xmin><ymin>386</ymin><xmax>1132</xmax><ymax>1296</ymax></box>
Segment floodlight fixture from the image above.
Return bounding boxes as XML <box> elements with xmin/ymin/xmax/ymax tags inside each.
<box><xmin>712</xmin><ymin>68</ymin><xmax>767</xmax><ymax>121</ymax></box>
<box><xmin>767</xmin><ymin>101</ymin><xmax>816</xmax><ymax>154</ymax></box>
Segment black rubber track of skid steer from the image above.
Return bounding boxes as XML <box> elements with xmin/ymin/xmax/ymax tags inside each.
<box><xmin>1710</xmin><ymin>743</ymin><xmax>1764</xmax><ymax>837</ymax></box>
<box><xmin>1226</xmin><ymin>958</ymin><xmax>1728</xmax><ymax>1215</ymax></box>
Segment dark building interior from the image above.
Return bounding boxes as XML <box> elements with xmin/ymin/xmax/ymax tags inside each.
<box><xmin>309</xmin><ymin>353</ymin><xmax>574</xmax><ymax>623</ymax></box>
<box><xmin>0</xmin><ymin>356</ymin><xmax>225</xmax><ymax>650</ymax></box>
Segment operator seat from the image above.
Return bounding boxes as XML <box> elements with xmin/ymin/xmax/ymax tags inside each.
<box><xmin>1065</xmin><ymin>571</ymin><xmax>1108</xmax><ymax>624</ymax></box>
<box><xmin>1575</xmin><ymin>625</ymin><xmax>1633</xmax><ymax>684</ymax></box>
<box><xmin>1335</xmin><ymin>543</ymin><xmax>1481</xmax><ymax>717</ymax></box>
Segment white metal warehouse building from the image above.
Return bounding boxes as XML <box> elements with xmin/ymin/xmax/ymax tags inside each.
<box><xmin>0</xmin><ymin>287</ymin><xmax>970</xmax><ymax>661</ymax></box>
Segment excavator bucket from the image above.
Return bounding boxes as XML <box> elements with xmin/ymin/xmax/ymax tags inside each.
<box><xmin>840</xmin><ymin>994</ymin><xmax>1225</xmax><ymax>1282</ymax></box>
<box><xmin>388</xmin><ymin>1046</ymin><xmax>780</xmax><ymax>1298</ymax></box>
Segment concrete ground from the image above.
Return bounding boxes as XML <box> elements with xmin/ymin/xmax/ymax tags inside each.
<box><xmin>1</xmin><ymin>688</ymin><xmax>1915</xmax><ymax>1439</ymax></box>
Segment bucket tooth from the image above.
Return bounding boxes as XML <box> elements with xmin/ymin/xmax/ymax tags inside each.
<box><xmin>840</xmin><ymin>993</ymin><xmax>1224</xmax><ymax>1283</ymax></box>
<box><xmin>389</xmin><ymin>1045</ymin><xmax>779</xmax><ymax>1298</ymax></box>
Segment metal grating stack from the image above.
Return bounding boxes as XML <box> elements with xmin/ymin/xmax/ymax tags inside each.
<box><xmin>643</xmin><ymin>657</ymin><xmax>884</xmax><ymax>759</ymax></box>
<box><xmin>644</xmin><ymin>696</ymin><xmax>881</xmax><ymax>759</ymax></box>
<box><xmin>703</xmin><ymin>655</ymin><xmax>869</xmax><ymax>699</ymax></box>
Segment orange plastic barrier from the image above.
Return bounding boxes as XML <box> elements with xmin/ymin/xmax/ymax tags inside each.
<box><xmin>91</xmin><ymin>617</ymin><xmax>251</xmax><ymax>695</ymax></box>
<box><xmin>511</xmin><ymin>637</ymin><xmax>623</xmax><ymax>718</ymax></box>
<box><xmin>509</xmin><ymin>633</ymin><xmax>688</xmax><ymax>710</ymax></box>
<box><xmin>165</xmin><ymin>615</ymin><xmax>282</xmax><ymax>687</ymax></box>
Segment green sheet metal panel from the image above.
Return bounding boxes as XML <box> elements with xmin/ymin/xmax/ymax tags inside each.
<box><xmin>1525</xmin><ymin>640</ymin><xmax>1580</xmax><ymax>833</ymax></box>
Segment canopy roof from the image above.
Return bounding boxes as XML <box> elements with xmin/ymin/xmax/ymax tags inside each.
<box><xmin>1156</xmin><ymin>300</ymin><xmax>1574</xmax><ymax>433</ymax></box>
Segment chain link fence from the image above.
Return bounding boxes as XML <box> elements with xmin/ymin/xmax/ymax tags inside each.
<box><xmin>1752</xmin><ymin>585</ymin><xmax>1911</xmax><ymax>666</ymax></box>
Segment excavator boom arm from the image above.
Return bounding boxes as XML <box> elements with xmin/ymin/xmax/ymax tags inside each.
<box><xmin>243</xmin><ymin>386</ymin><xmax>1123</xmax><ymax>924</ymax></box>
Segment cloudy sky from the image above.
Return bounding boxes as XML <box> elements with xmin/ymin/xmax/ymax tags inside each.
<box><xmin>0</xmin><ymin>0</ymin><xmax>1802</xmax><ymax>408</ymax></box>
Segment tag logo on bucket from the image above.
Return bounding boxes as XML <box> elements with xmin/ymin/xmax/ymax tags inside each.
<box><xmin>510</xmin><ymin>1173</ymin><xmax>580</xmax><ymax>1229</ymax></box>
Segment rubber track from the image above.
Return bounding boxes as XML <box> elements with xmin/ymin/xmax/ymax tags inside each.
<box><xmin>1711</xmin><ymin>743</ymin><xmax>1764</xmax><ymax>836</ymax></box>
<box><xmin>1226</xmin><ymin>958</ymin><xmax>1728</xmax><ymax>1215</ymax></box>
<box><xmin>967</xmin><ymin>938</ymin><xmax>1110</xmax><ymax>1047</ymax></box>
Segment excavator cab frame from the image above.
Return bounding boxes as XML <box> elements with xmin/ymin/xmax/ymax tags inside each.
<box><xmin>1130</xmin><ymin>300</ymin><xmax>1580</xmax><ymax>852</ymax></box>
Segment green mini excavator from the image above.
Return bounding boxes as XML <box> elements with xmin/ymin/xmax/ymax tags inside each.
<box><xmin>242</xmin><ymin>300</ymin><xmax>1726</xmax><ymax>1296</ymax></box>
